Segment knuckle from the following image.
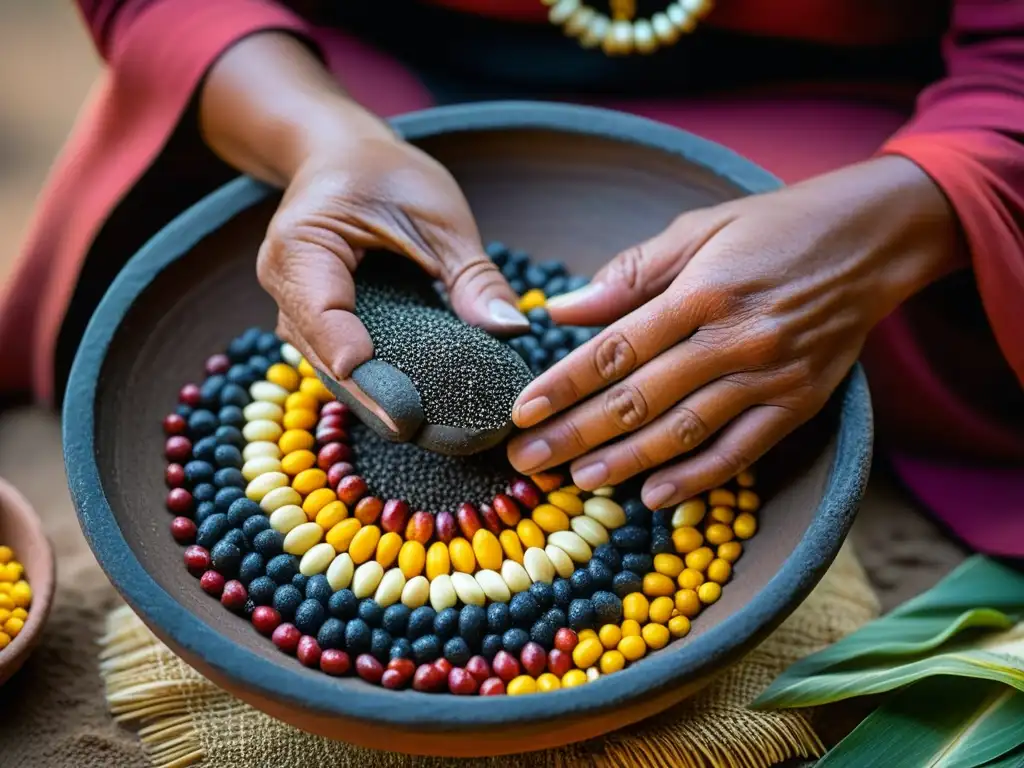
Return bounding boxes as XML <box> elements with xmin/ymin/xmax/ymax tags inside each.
<box><xmin>605</xmin><ymin>383</ymin><xmax>649</xmax><ymax>431</ymax></box>
<box><xmin>610</xmin><ymin>246</ymin><xmax>646</xmax><ymax>291</ymax></box>
<box><xmin>624</xmin><ymin>441</ymin><xmax>654</xmax><ymax>472</ymax></box>
<box><xmin>593</xmin><ymin>332</ymin><xmax>637</xmax><ymax>383</ymax></box>
<box><xmin>706</xmin><ymin>450</ymin><xmax>748</xmax><ymax>484</ymax></box>
<box><xmin>559</xmin><ymin>418</ymin><xmax>589</xmax><ymax>454</ymax></box>
<box><xmin>747</xmin><ymin>319</ymin><xmax>788</xmax><ymax>366</ymax></box>
<box><xmin>668</xmin><ymin>406</ymin><xmax>708</xmax><ymax>451</ymax></box>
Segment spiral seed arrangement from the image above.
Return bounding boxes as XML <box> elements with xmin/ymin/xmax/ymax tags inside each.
<box><xmin>161</xmin><ymin>246</ymin><xmax>760</xmax><ymax>696</ymax></box>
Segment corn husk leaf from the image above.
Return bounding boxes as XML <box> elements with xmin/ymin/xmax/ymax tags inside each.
<box><xmin>818</xmin><ymin>677</ymin><xmax>1024</xmax><ymax>768</ymax></box>
<box><xmin>753</xmin><ymin>556</ymin><xmax>1024</xmax><ymax>709</ymax></box>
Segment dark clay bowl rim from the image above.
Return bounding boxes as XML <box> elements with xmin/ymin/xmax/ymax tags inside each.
<box><xmin>65</xmin><ymin>101</ymin><xmax>871</xmax><ymax>731</ymax></box>
<box><xmin>0</xmin><ymin>477</ymin><xmax>56</xmax><ymax>684</ymax></box>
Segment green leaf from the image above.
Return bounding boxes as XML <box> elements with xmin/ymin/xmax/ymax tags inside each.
<box><xmin>752</xmin><ymin>556</ymin><xmax>1024</xmax><ymax>709</ymax></box>
<box><xmin>817</xmin><ymin>677</ymin><xmax>1024</xmax><ymax>768</ymax></box>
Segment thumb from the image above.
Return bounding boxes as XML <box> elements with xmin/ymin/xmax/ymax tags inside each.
<box><xmin>545</xmin><ymin>209</ymin><xmax>727</xmax><ymax>326</ymax></box>
<box><xmin>437</xmin><ymin>237</ymin><xmax>531</xmax><ymax>335</ymax></box>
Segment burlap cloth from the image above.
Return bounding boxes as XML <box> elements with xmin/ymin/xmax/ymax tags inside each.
<box><xmin>0</xmin><ymin>407</ymin><xmax>970</xmax><ymax>768</ymax></box>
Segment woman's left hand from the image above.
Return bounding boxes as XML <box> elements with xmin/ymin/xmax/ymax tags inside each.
<box><xmin>507</xmin><ymin>156</ymin><xmax>962</xmax><ymax>509</ymax></box>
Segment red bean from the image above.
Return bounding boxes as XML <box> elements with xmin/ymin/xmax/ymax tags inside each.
<box><xmin>220</xmin><ymin>580</ymin><xmax>248</xmax><ymax>613</ymax></box>
<box><xmin>163</xmin><ymin>413</ymin><xmax>187</xmax><ymax>435</ymax></box>
<box><xmin>337</xmin><ymin>475</ymin><xmax>368</xmax><ymax>506</ymax></box>
<box><xmin>166</xmin><ymin>488</ymin><xmax>193</xmax><ymax>515</ymax></box>
<box><xmin>326</xmin><ymin>462</ymin><xmax>354</xmax><ymax>489</ymax></box>
<box><xmin>200</xmin><ymin>570</ymin><xmax>225</xmax><ymax>597</ymax></box>
<box><xmin>547</xmin><ymin>649</ymin><xmax>571</xmax><ymax>677</ymax></box>
<box><xmin>448</xmin><ymin>668</ymin><xmax>478</xmax><ymax>695</ymax></box>
<box><xmin>465</xmin><ymin>655</ymin><xmax>491</xmax><ymax>683</ymax></box>
<box><xmin>380</xmin><ymin>500</ymin><xmax>410</xmax><ymax>534</ymax></box>
<box><xmin>520</xmin><ymin>642</ymin><xmax>547</xmax><ymax>678</ymax></box>
<box><xmin>272</xmin><ymin>623</ymin><xmax>301</xmax><ymax>654</ymax></box>
<box><xmin>413</xmin><ymin>664</ymin><xmax>445</xmax><ymax>692</ymax></box>
<box><xmin>509</xmin><ymin>478</ymin><xmax>542</xmax><ymax>510</ymax></box>
<box><xmin>170</xmin><ymin>516</ymin><xmax>196</xmax><ymax>544</ymax></box>
<box><xmin>554</xmin><ymin>628</ymin><xmax>578</xmax><ymax>653</ymax></box>
<box><xmin>353</xmin><ymin>496</ymin><xmax>383</xmax><ymax>525</ymax></box>
<box><xmin>434</xmin><ymin>658</ymin><xmax>453</xmax><ymax>678</ymax></box>
<box><xmin>320</xmin><ymin>649</ymin><xmax>351</xmax><ymax>676</ymax></box>
<box><xmin>387</xmin><ymin>658</ymin><xmax>416</xmax><ymax>681</ymax></box>
<box><xmin>491</xmin><ymin>651</ymin><xmax>520</xmax><ymax>682</ymax></box>
<box><xmin>405</xmin><ymin>511</ymin><xmax>434</xmax><ymax>544</ymax></box>
<box><xmin>165</xmin><ymin>463</ymin><xmax>185</xmax><ymax>488</ymax></box>
<box><xmin>317</xmin><ymin>442</ymin><xmax>352</xmax><ymax>470</ymax></box>
<box><xmin>316</xmin><ymin>427</ymin><xmax>347</xmax><ymax>445</ymax></box>
<box><xmin>356</xmin><ymin>654</ymin><xmax>384</xmax><ymax>684</ymax></box>
<box><xmin>456</xmin><ymin>503</ymin><xmax>482</xmax><ymax>540</ymax></box>
<box><xmin>251</xmin><ymin>606</ymin><xmax>281</xmax><ymax>636</ymax></box>
<box><xmin>184</xmin><ymin>546</ymin><xmax>210</xmax><ymax>577</ymax></box>
<box><xmin>492</xmin><ymin>494</ymin><xmax>522</xmax><ymax>527</ymax></box>
<box><xmin>179</xmin><ymin>383</ymin><xmax>202</xmax><ymax>407</ymax></box>
<box><xmin>320</xmin><ymin>401</ymin><xmax>349</xmax><ymax>420</ymax></box>
<box><xmin>434</xmin><ymin>512</ymin><xmax>457</xmax><ymax>544</ymax></box>
<box><xmin>478</xmin><ymin>503</ymin><xmax>503</xmax><ymax>535</ymax></box>
<box><xmin>204</xmin><ymin>354</ymin><xmax>230</xmax><ymax>375</ymax></box>
<box><xmin>479</xmin><ymin>677</ymin><xmax>506</xmax><ymax>696</ymax></box>
<box><xmin>381</xmin><ymin>669</ymin><xmax>408</xmax><ymax>690</ymax></box>
<box><xmin>297</xmin><ymin>636</ymin><xmax>322</xmax><ymax>668</ymax></box>
<box><xmin>318</xmin><ymin>414</ymin><xmax>345</xmax><ymax>431</ymax></box>
<box><xmin>165</xmin><ymin>436</ymin><xmax>192</xmax><ymax>463</ymax></box>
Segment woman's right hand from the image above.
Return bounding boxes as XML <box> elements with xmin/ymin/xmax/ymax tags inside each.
<box><xmin>200</xmin><ymin>32</ymin><xmax>528</xmax><ymax>398</ymax></box>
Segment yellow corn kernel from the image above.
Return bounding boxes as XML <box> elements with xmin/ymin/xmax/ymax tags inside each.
<box><xmin>707</xmin><ymin>558</ymin><xmax>732</xmax><ymax>584</ymax></box>
<box><xmin>677</xmin><ymin>568</ymin><xmax>705</xmax><ymax>590</ymax></box>
<box><xmin>426</xmin><ymin>542</ymin><xmax>451</xmax><ymax>580</ymax></box>
<box><xmin>685</xmin><ymin>546</ymin><xmax>715</xmax><ymax>572</ymax></box>
<box><xmin>674</xmin><ymin>589</ymin><xmax>702</xmax><ymax>618</ymax></box>
<box><xmin>698</xmin><ymin>582</ymin><xmax>722</xmax><ymax>605</ymax></box>
<box><xmin>536</xmin><ymin>673</ymin><xmax>561</xmax><ymax>692</ymax></box>
<box><xmin>708</xmin><ymin>489</ymin><xmax>736</xmax><ymax>507</ymax></box>
<box><xmin>398</xmin><ymin>541</ymin><xmax>426</xmax><ymax>579</ymax></box>
<box><xmin>672</xmin><ymin>526</ymin><xmax>703</xmax><ymax>554</ymax></box>
<box><xmin>4</xmin><ymin>617</ymin><xmax>24</xmax><ymax>638</ymax></box>
<box><xmin>709</xmin><ymin>505</ymin><xmax>735</xmax><ymax>525</ymax></box>
<box><xmin>507</xmin><ymin>675</ymin><xmax>538</xmax><ymax>696</ymax></box>
<box><xmin>617</xmin><ymin>634</ymin><xmax>646</xmax><ymax>662</ymax></box>
<box><xmin>517</xmin><ymin>289</ymin><xmax>546</xmax><ymax>313</ymax></box>
<box><xmin>718</xmin><ymin>541</ymin><xmax>743</xmax><ymax>563</ymax></box>
<box><xmin>598</xmin><ymin>624</ymin><xmax>622</xmax><ymax>649</ymax></box>
<box><xmin>375</xmin><ymin>532</ymin><xmax>402</xmax><ymax>568</ymax></box>
<box><xmin>325</xmin><ymin>518</ymin><xmax>361</xmax><ymax>552</ymax></box>
<box><xmin>733</xmin><ymin>513</ymin><xmax>758</xmax><ymax>540</ymax></box>
<box><xmin>499</xmin><ymin>530</ymin><xmax>525</xmax><ymax>564</ymax></box>
<box><xmin>622</xmin><ymin>593</ymin><xmax>649</xmax><ymax>623</ymax></box>
<box><xmin>449</xmin><ymin>538</ymin><xmax>476</xmax><ymax>573</ymax></box>
<box><xmin>0</xmin><ymin>546</ymin><xmax>12</xmax><ymax>564</ymax></box>
<box><xmin>471</xmin><ymin>530</ymin><xmax>503</xmax><ymax>571</ymax></box>
<box><xmin>599</xmin><ymin>650</ymin><xmax>625</xmax><ymax>675</ymax></box>
<box><xmin>572</xmin><ymin>638</ymin><xmax>603</xmax><ymax>669</ymax></box>
<box><xmin>561</xmin><ymin>669</ymin><xmax>588</xmax><ymax>688</ymax></box>
<box><xmin>642</xmin><ymin>573</ymin><xmax>675</xmax><ymax>598</ymax></box>
<box><xmin>641</xmin><ymin>622</ymin><xmax>670</xmax><ymax>650</ymax></box>
<box><xmin>648</xmin><ymin>596</ymin><xmax>674</xmax><ymax>625</ymax></box>
<box><xmin>516</xmin><ymin>519</ymin><xmax>546</xmax><ymax>549</ymax></box>
<box><xmin>737</xmin><ymin>490</ymin><xmax>760</xmax><ymax>512</ymax></box>
<box><xmin>266</xmin><ymin>363</ymin><xmax>301</xmax><ymax>392</ymax></box>
<box><xmin>668</xmin><ymin>615</ymin><xmax>691</xmax><ymax>638</ymax></box>
<box><xmin>737</xmin><ymin>470</ymin><xmax>756</xmax><ymax>488</ymax></box>
<box><xmin>10</xmin><ymin>581</ymin><xmax>31</xmax><ymax>609</ymax></box>
<box><xmin>653</xmin><ymin>553</ymin><xmax>684</xmax><ymax>578</ymax></box>
<box><xmin>620</xmin><ymin>619</ymin><xmax>642</xmax><ymax>637</ymax></box>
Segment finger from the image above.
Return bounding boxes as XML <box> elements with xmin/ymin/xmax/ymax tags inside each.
<box><xmin>506</xmin><ymin>336</ymin><xmax>739</xmax><ymax>475</ymax></box>
<box><xmin>257</xmin><ymin>226</ymin><xmax>373</xmax><ymax>381</ymax></box>
<box><xmin>512</xmin><ymin>288</ymin><xmax>702</xmax><ymax>429</ymax></box>
<box><xmin>641</xmin><ymin>404</ymin><xmax>800</xmax><ymax>509</ymax></box>
<box><xmin>545</xmin><ymin>207</ymin><xmax>734</xmax><ymax>327</ymax></box>
<box><xmin>567</xmin><ymin>376</ymin><xmax>766</xmax><ymax>490</ymax></box>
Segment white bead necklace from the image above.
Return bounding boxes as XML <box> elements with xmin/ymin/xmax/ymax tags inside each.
<box><xmin>542</xmin><ymin>0</ymin><xmax>714</xmax><ymax>55</ymax></box>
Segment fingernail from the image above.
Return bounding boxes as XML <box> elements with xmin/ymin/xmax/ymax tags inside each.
<box><xmin>573</xmin><ymin>461</ymin><xmax>608</xmax><ymax>490</ymax></box>
<box><xmin>516</xmin><ymin>397</ymin><xmax>552</xmax><ymax>427</ymax></box>
<box><xmin>546</xmin><ymin>283</ymin><xmax>602</xmax><ymax>309</ymax></box>
<box><xmin>643</xmin><ymin>483</ymin><xmax>676</xmax><ymax>510</ymax></box>
<box><xmin>487</xmin><ymin>299</ymin><xmax>530</xmax><ymax>329</ymax></box>
<box><xmin>514</xmin><ymin>438</ymin><xmax>552</xmax><ymax>472</ymax></box>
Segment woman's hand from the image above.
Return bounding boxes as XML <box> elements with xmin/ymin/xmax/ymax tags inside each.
<box><xmin>507</xmin><ymin>156</ymin><xmax>963</xmax><ymax>509</ymax></box>
<box><xmin>200</xmin><ymin>32</ymin><xmax>527</xmax><ymax>389</ymax></box>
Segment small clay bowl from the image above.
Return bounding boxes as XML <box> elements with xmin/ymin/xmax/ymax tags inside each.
<box><xmin>65</xmin><ymin>102</ymin><xmax>872</xmax><ymax>757</ymax></box>
<box><xmin>0</xmin><ymin>478</ymin><xmax>55</xmax><ymax>686</ymax></box>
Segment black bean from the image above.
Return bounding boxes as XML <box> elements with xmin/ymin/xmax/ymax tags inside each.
<box><xmin>253</xmin><ymin>530</ymin><xmax>284</xmax><ymax>558</ymax></box>
<box><xmin>529</xmin><ymin>321</ymin><xmax>548</xmax><ymax>337</ymax></box>
<box><xmin>214</xmin><ymin>426</ymin><xmax>245</xmax><ymax>451</ymax></box>
<box><xmin>317</xmin><ymin>618</ymin><xmax>346</xmax><ymax>650</ymax></box>
<box><xmin>210</xmin><ymin>541</ymin><xmax>242</xmax><ymax>578</ymax></box>
<box><xmin>592</xmin><ymin>543</ymin><xmax>622</xmax><ymax>572</ymax></box>
<box><xmin>272</xmin><ymin>585</ymin><xmax>303</xmax><ymax>621</ymax></box>
<box><xmin>195</xmin><ymin>502</ymin><xmax>217</xmax><ymax>524</ymax></box>
<box><xmin>227</xmin><ymin>498</ymin><xmax>262</xmax><ymax>528</ymax></box>
<box><xmin>544</xmin><ymin>276</ymin><xmax>568</xmax><ymax>297</ymax></box>
<box><xmin>328</xmin><ymin>589</ymin><xmax>358</xmax><ymax>620</ymax></box>
<box><xmin>407</xmin><ymin>607</ymin><xmax>436</xmax><ymax>640</ymax></box>
<box><xmin>228</xmin><ymin>327</ymin><xmax>261</xmax><ymax>363</ymax></box>
<box><xmin>552</xmin><ymin>578</ymin><xmax>574</xmax><ymax>608</ymax></box>
<box><xmin>552</xmin><ymin>348</ymin><xmax>571</xmax><ymax>364</ymax></box>
<box><xmin>565</xmin><ymin>275</ymin><xmax>589</xmax><ymax>292</ymax></box>
<box><xmin>485</xmin><ymin>241</ymin><xmax>509</xmax><ymax>265</ymax></box>
<box><xmin>188</xmin><ymin>410</ymin><xmax>218</xmax><ymax>439</ymax></box>
<box><xmin>587</xmin><ymin>558</ymin><xmax>615</xmax><ymax>591</ymax></box>
<box><xmin>651</xmin><ymin>509</ymin><xmax>671</xmax><ymax>529</ymax></box>
<box><xmin>568</xmin><ymin>599</ymin><xmax>596</xmax><ymax>631</ymax></box>
<box><xmin>217</xmin><ymin>405</ymin><xmax>246</xmax><ymax>429</ymax></box>
<box><xmin>265</xmin><ymin>554</ymin><xmax>298</xmax><ymax>585</ymax></box>
<box><xmin>242</xmin><ymin>515</ymin><xmax>271</xmax><ymax>545</ymax></box>
<box><xmin>213</xmin><ymin>468</ymin><xmax>245</xmax><ymax>489</ymax></box>
<box><xmin>226</xmin><ymin>364</ymin><xmax>257</xmax><ymax>387</ymax></box>
<box><xmin>621</xmin><ymin>554</ymin><xmax>653</xmax><ymax>575</ymax></box>
<box><xmin>175</xmin><ymin>404</ymin><xmax>193</xmax><ymax>419</ymax></box>
<box><xmin>509</xmin><ymin>593</ymin><xmax>541</xmax><ymax>628</ymax></box>
<box><xmin>612</xmin><ymin>570</ymin><xmax>643</xmax><ymax>599</ymax></box>
<box><xmin>214</xmin><ymin>487</ymin><xmax>246</xmax><ymax>512</ymax></box>
<box><xmin>530</xmin><ymin>620</ymin><xmax>556</xmax><ymax>649</ymax></box>
<box><xmin>305</xmin><ymin>575</ymin><xmax>332</xmax><ymax>607</ymax></box>
<box><xmin>650</xmin><ymin>527</ymin><xmax>673</xmax><ymax>555</ymax></box>
<box><xmin>290</xmin><ymin>574</ymin><xmax>309</xmax><ymax>592</ymax></box>
<box><xmin>524</xmin><ymin>265</ymin><xmax>548</xmax><ymax>290</ymax></box>
<box><xmin>540</xmin><ymin>328</ymin><xmax>569</xmax><ymax>351</ymax></box>
<box><xmin>192</xmin><ymin>436</ymin><xmax>218</xmax><ymax>463</ymax></box>
<box><xmin>481</xmin><ymin>634</ymin><xmax>503</xmax><ymax>660</ymax></box>
<box><xmin>411</xmin><ymin>634</ymin><xmax>442</xmax><ymax>664</ymax></box>
<box><xmin>381</xmin><ymin>604</ymin><xmax>411</xmax><ymax>636</ymax></box>
<box><xmin>389</xmin><ymin>637</ymin><xmax>413</xmax><ymax>660</ymax></box>
<box><xmin>248</xmin><ymin>576</ymin><xmax>276</xmax><ymax>606</ymax></box>
<box><xmin>458</xmin><ymin>605</ymin><xmax>487</xmax><ymax>649</ymax></box>
<box><xmin>433</xmin><ymin>607</ymin><xmax>460</xmax><ymax>640</ymax></box>
<box><xmin>525</xmin><ymin>307</ymin><xmax>550</xmax><ymax>327</ymax></box>
<box><xmin>196</xmin><ymin>514</ymin><xmax>230</xmax><ymax>549</ymax></box>
<box><xmin>185</xmin><ymin>461</ymin><xmax>215</xmax><ymax>487</ymax></box>
<box><xmin>543</xmin><ymin>608</ymin><xmax>567</xmax><ymax>629</ymax></box>
<box><xmin>238</xmin><ymin>552</ymin><xmax>264</xmax><ymax>586</ymax></box>
<box><xmin>221</xmin><ymin>529</ymin><xmax>247</xmax><ymax>551</ymax></box>
<box><xmin>570</xmin><ymin>568</ymin><xmax>594</xmax><ymax>598</ymax></box>
<box><xmin>508</xmin><ymin>278</ymin><xmax>527</xmax><ymax>295</ymax></box>
<box><xmin>444</xmin><ymin>637</ymin><xmax>471</xmax><ymax>667</ymax></box>
<box><xmin>214</xmin><ymin>444</ymin><xmax>244</xmax><ymax>471</ymax></box>
<box><xmin>370</xmin><ymin>629</ymin><xmax>392</xmax><ymax>662</ymax></box>
<box><xmin>528</xmin><ymin>581</ymin><xmax>555</xmax><ymax>611</ymax></box>
<box><xmin>528</xmin><ymin>347</ymin><xmax>549</xmax><ymax>372</ymax></box>
<box><xmin>219</xmin><ymin>383</ymin><xmax>250</xmax><ymax>409</ymax></box>
<box><xmin>501</xmin><ymin>262</ymin><xmax>522</xmax><ymax>281</ymax></box>
<box><xmin>295</xmin><ymin>599</ymin><xmax>326</xmax><ymax>635</ymax></box>
<box><xmin>192</xmin><ymin>482</ymin><xmax>217</xmax><ymax>504</ymax></box>
<box><xmin>345</xmin><ymin>619</ymin><xmax>372</xmax><ymax>656</ymax></box>
<box><xmin>508</xmin><ymin>249</ymin><xmax>530</xmax><ymax>272</ymax></box>
<box><xmin>623</xmin><ymin>498</ymin><xmax>651</xmax><ymax>528</ymax></box>
<box><xmin>569</xmin><ymin>327</ymin><xmax>593</xmax><ymax>348</ymax></box>
<box><xmin>487</xmin><ymin>602</ymin><xmax>511</xmax><ymax>634</ymax></box>
<box><xmin>611</xmin><ymin>525</ymin><xmax>650</xmax><ymax>553</ymax></box>
<box><xmin>592</xmin><ymin>591</ymin><xmax>623</xmax><ymax>625</ymax></box>
<box><xmin>199</xmin><ymin>375</ymin><xmax>225</xmax><ymax>407</ymax></box>
<box><xmin>358</xmin><ymin>599</ymin><xmax>384</xmax><ymax>627</ymax></box>
<box><xmin>502</xmin><ymin>628</ymin><xmax>529</xmax><ymax>655</ymax></box>
<box><xmin>248</xmin><ymin>356</ymin><xmax>270</xmax><ymax>377</ymax></box>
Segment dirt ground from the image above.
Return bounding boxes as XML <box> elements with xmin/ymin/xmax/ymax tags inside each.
<box><xmin>0</xmin><ymin>2</ymin><xmax>967</xmax><ymax>766</ymax></box>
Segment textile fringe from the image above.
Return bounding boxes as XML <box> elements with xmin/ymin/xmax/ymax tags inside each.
<box><xmin>100</xmin><ymin>605</ymin><xmax>205</xmax><ymax>768</ymax></box>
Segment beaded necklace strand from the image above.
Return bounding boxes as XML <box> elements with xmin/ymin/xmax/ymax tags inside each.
<box><xmin>543</xmin><ymin>0</ymin><xmax>713</xmax><ymax>55</ymax></box>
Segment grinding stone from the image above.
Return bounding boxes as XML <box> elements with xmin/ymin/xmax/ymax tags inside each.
<box><xmin>316</xmin><ymin>253</ymin><xmax>533</xmax><ymax>456</ymax></box>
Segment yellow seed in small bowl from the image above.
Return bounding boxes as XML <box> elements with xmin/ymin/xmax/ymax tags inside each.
<box><xmin>562</xmin><ymin>669</ymin><xmax>588</xmax><ymax>688</ymax></box>
<box><xmin>709</xmin><ymin>506</ymin><xmax>735</xmax><ymax>525</ymax></box>
<box><xmin>285</xmin><ymin>391</ymin><xmax>317</xmax><ymax>412</ymax></box>
<box><xmin>348</xmin><ymin>525</ymin><xmax>381</xmax><ymax>564</ymax></box>
<box><xmin>516</xmin><ymin>519</ymin><xmax>546</xmax><ymax>549</ymax></box>
<box><xmin>303</xmin><ymin>488</ymin><xmax>338</xmax><ymax>519</ymax></box>
<box><xmin>672</xmin><ymin>526</ymin><xmax>703</xmax><ymax>554</ymax></box>
<box><xmin>705</xmin><ymin>523</ymin><xmax>734</xmax><ymax>546</ymax></box>
<box><xmin>668</xmin><ymin>615</ymin><xmax>691</xmax><ymax>638</ymax></box>
<box><xmin>500</xmin><ymin>530</ymin><xmax>525</xmax><ymax>564</ymax></box>
<box><xmin>618</xmin><ymin>635</ymin><xmax>646</xmax><ymax>661</ymax></box>
<box><xmin>325</xmin><ymin>518</ymin><xmax>361</xmax><ymax>552</ymax></box>
<box><xmin>449</xmin><ymin>537</ymin><xmax>476</xmax><ymax>573</ymax></box>
<box><xmin>642</xmin><ymin>573</ymin><xmax>675</xmax><ymax>598</ymax></box>
<box><xmin>654</xmin><ymin>553</ymin><xmax>684</xmax><ymax>578</ymax></box>
<box><xmin>507</xmin><ymin>675</ymin><xmax>538</xmax><ymax>696</ymax></box>
<box><xmin>733</xmin><ymin>512</ymin><xmax>758</xmax><ymax>540</ymax></box>
<box><xmin>677</xmin><ymin>568</ymin><xmax>705</xmax><ymax>590</ymax></box>
<box><xmin>572</xmin><ymin>637</ymin><xmax>603</xmax><ymax>668</ymax></box>
<box><xmin>598</xmin><ymin>624</ymin><xmax>622</xmax><ymax>649</ymax></box>
<box><xmin>426</xmin><ymin>542</ymin><xmax>451</xmax><ymax>580</ymax></box>
<box><xmin>708</xmin><ymin>488</ymin><xmax>736</xmax><ymax>507</ymax></box>
<box><xmin>375</xmin><ymin>532</ymin><xmax>403</xmax><ymax>568</ymax></box>
<box><xmin>671</xmin><ymin>499</ymin><xmax>706</xmax><ymax>528</ymax></box>
<box><xmin>707</xmin><ymin>558</ymin><xmax>732</xmax><ymax>584</ymax></box>
<box><xmin>282</xmin><ymin>408</ymin><xmax>318</xmax><ymax>431</ymax></box>
<box><xmin>623</xmin><ymin>593</ymin><xmax>649</xmax><ymax>623</ymax></box>
<box><xmin>718</xmin><ymin>541</ymin><xmax>743</xmax><ymax>563</ymax></box>
<box><xmin>620</xmin><ymin>619</ymin><xmax>641</xmax><ymax>637</ymax></box>
<box><xmin>536</xmin><ymin>673</ymin><xmax>561</xmax><ymax>692</ymax></box>
<box><xmin>278</xmin><ymin>429</ymin><xmax>314</xmax><ymax>455</ymax></box>
<box><xmin>737</xmin><ymin>469</ymin><xmax>756</xmax><ymax>488</ymax></box>
<box><xmin>472</xmin><ymin>530</ymin><xmax>502</xmax><ymax>571</ymax></box>
<box><xmin>398</xmin><ymin>541</ymin><xmax>425</xmax><ymax>579</ymax></box>
<box><xmin>315</xmin><ymin>500</ymin><xmax>347</xmax><ymax>530</ymax></box>
<box><xmin>698</xmin><ymin>581</ymin><xmax>722</xmax><ymax>605</ymax></box>
<box><xmin>599</xmin><ymin>650</ymin><xmax>625</xmax><ymax>674</ymax></box>
<box><xmin>292</xmin><ymin>468</ymin><xmax>327</xmax><ymax>495</ymax></box>
<box><xmin>649</xmin><ymin>596</ymin><xmax>674</xmax><ymax>625</ymax></box>
<box><xmin>674</xmin><ymin>589</ymin><xmax>701</xmax><ymax>617</ymax></box>
<box><xmin>737</xmin><ymin>490</ymin><xmax>760</xmax><ymax>512</ymax></box>
<box><xmin>642</xmin><ymin>622</ymin><xmax>670</xmax><ymax>650</ymax></box>
<box><xmin>685</xmin><ymin>546</ymin><xmax>715</xmax><ymax>572</ymax></box>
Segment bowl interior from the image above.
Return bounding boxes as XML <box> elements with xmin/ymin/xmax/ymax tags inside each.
<box><xmin>71</xmin><ymin>105</ymin><xmax>863</xmax><ymax>750</ymax></box>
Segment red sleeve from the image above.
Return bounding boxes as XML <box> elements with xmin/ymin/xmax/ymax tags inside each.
<box><xmin>880</xmin><ymin>1</ymin><xmax>1024</xmax><ymax>387</ymax></box>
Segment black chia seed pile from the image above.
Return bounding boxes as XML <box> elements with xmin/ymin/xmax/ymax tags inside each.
<box><xmin>355</xmin><ymin>255</ymin><xmax>533</xmax><ymax>432</ymax></box>
<box><xmin>349</xmin><ymin>421</ymin><xmax>513</xmax><ymax>514</ymax></box>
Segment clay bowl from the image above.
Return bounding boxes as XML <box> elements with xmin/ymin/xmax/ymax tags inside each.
<box><xmin>64</xmin><ymin>102</ymin><xmax>872</xmax><ymax>756</ymax></box>
<box><xmin>0</xmin><ymin>478</ymin><xmax>55</xmax><ymax>686</ymax></box>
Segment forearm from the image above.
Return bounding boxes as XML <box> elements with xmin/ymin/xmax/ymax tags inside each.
<box><xmin>199</xmin><ymin>32</ymin><xmax>393</xmax><ymax>187</ymax></box>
